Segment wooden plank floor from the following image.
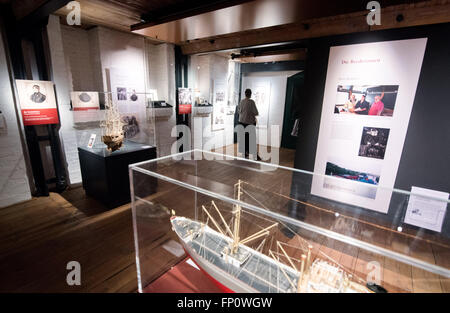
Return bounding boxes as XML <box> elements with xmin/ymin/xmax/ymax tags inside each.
<box><xmin>0</xmin><ymin>145</ymin><xmax>448</xmax><ymax>292</ymax></box>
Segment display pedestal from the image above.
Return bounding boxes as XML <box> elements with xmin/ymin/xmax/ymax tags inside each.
<box><xmin>78</xmin><ymin>141</ymin><xmax>157</xmax><ymax>209</ymax></box>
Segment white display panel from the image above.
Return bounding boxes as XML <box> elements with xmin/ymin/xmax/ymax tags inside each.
<box><xmin>311</xmin><ymin>38</ymin><xmax>428</xmax><ymax>213</ymax></box>
<box><xmin>212</xmin><ymin>79</ymin><xmax>227</xmax><ymax>131</ymax></box>
<box><xmin>404</xmin><ymin>187</ymin><xmax>449</xmax><ymax>233</ymax></box>
<box><xmin>108</xmin><ymin>67</ymin><xmax>147</xmax><ymax>141</ymax></box>
<box><xmin>70</xmin><ymin>91</ymin><xmax>99</xmax><ymax>111</ymax></box>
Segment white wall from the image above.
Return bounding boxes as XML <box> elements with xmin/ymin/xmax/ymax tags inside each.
<box><xmin>0</xmin><ymin>26</ymin><xmax>32</xmax><ymax>207</ymax></box>
<box><xmin>189</xmin><ymin>54</ymin><xmax>239</xmax><ymax>151</ymax></box>
<box><xmin>47</xmin><ymin>15</ymin><xmax>82</xmax><ymax>185</ymax></box>
<box><xmin>96</xmin><ymin>27</ymin><xmax>146</xmax><ymax>93</ymax></box>
<box><xmin>146</xmin><ymin>43</ymin><xmax>177</xmax><ymax>157</ymax></box>
<box><xmin>241</xmin><ymin>71</ymin><xmax>301</xmax><ymax>147</ymax></box>
<box><xmin>60</xmin><ymin>25</ymin><xmax>95</xmax><ymax>91</ymax></box>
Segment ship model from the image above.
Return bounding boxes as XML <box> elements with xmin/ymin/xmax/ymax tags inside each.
<box><xmin>100</xmin><ymin>94</ymin><xmax>125</xmax><ymax>152</ymax></box>
<box><xmin>171</xmin><ymin>180</ymin><xmax>371</xmax><ymax>293</ymax></box>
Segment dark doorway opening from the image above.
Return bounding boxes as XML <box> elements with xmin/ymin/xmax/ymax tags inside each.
<box><xmin>281</xmin><ymin>71</ymin><xmax>304</xmax><ymax>149</ymax></box>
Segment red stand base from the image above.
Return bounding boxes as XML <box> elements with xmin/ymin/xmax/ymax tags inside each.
<box><xmin>143</xmin><ymin>258</ymin><xmax>224</xmax><ymax>293</ymax></box>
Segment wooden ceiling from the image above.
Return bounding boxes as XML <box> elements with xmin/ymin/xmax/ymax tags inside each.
<box><xmin>8</xmin><ymin>0</ymin><xmax>450</xmax><ymax>57</ymax></box>
<box><xmin>54</xmin><ymin>0</ymin><xmax>142</xmax><ymax>32</ymax></box>
<box><xmin>98</xmin><ymin>0</ymin><xmax>188</xmax><ymax>13</ymax></box>
<box><xmin>52</xmin><ymin>0</ymin><xmax>251</xmax><ymax>32</ymax></box>
<box><xmin>50</xmin><ymin>0</ymin><xmax>433</xmax><ymax>39</ymax></box>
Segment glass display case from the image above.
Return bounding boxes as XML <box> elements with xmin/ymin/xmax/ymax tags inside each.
<box><xmin>74</xmin><ymin>91</ymin><xmax>156</xmax><ymax>150</ymax></box>
<box><xmin>72</xmin><ymin>91</ymin><xmax>157</xmax><ymax>208</ymax></box>
<box><xmin>130</xmin><ymin>150</ymin><xmax>450</xmax><ymax>293</ymax></box>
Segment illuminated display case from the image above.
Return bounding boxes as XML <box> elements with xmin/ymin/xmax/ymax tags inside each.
<box><xmin>74</xmin><ymin>92</ymin><xmax>157</xmax><ymax>151</ymax></box>
<box><xmin>130</xmin><ymin>150</ymin><xmax>449</xmax><ymax>293</ymax></box>
<box><xmin>73</xmin><ymin>91</ymin><xmax>157</xmax><ymax>207</ymax></box>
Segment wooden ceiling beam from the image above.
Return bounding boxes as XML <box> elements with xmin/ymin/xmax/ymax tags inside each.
<box><xmin>54</xmin><ymin>0</ymin><xmax>141</xmax><ymax>33</ymax></box>
<box><xmin>237</xmin><ymin>52</ymin><xmax>307</xmax><ymax>63</ymax></box>
<box><xmin>131</xmin><ymin>0</ymin><xmax>255</xmax><ymax>31</ymax></box>
<box><xmin>180</xmin><ymin>0</ymin><xmax>450</xmax><ymax>55</ymax></box>
<box><xmin>232</xmin><ymin>48</ymin><xmax>307</xmax><ymax>59</ymax></box>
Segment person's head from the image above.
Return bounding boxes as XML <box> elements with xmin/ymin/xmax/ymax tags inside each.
<box><xmin>245</xmin><ymin>89</ymin><xmax>252</xmax><ymax>98</ymax></box>
<box><xmin>350</xmin><ymin>94</ymin><xmax>356</xmax><ymax>101</ymax></box>
<box><xmin>361</xmin><ymin>94</ymin><xmax>366</xmax><ymax>101</ymax></box>
<box><xmin>375</xmin><ymin>95</ymin><xmax>381</xmax><ymax>102</ymax></box>
<box><xmin>33</xmin><ymin>85</ymin><xmax>40</xmax><ymax>93</ymax></box>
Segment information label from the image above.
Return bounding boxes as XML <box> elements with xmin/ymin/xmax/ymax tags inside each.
<box><xmin>404</xmin><ymin>186</ymin><xmax>448</xmax><ymax>232</ymax></box>
<box><xmin>16</xmin><ymin>80</ymin><xmax>59</xmax><ymax>126</ymax></box>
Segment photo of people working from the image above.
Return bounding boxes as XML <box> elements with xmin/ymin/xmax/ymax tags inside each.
<box><xmin>334</xmin><ymin>85</ymin><xmax>399</xmax><ymax>117</ymax></box>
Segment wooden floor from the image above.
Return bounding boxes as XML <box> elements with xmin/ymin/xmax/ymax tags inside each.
<box><xmin>0</xmin><ymin>191</ymin><xmax>136</xmax><ymax>292</ymax></box>
<box><xmin>0</xmin><ymin>145</ymin><xmax>293</xmax><ymax>292</ymax></box>
<box><xmin>0</xmin><ymin>145</ymin><xmax>448</xmax><ymax>293</ymax></box>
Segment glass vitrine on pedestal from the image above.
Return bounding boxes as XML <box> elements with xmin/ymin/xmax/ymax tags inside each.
<box><xmin>129</xmin><ymin>150</ymin><xmax>450</xmax><ymax>293</ymax></box>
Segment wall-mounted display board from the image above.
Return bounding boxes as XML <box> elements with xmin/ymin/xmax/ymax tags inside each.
<box><xmin>70</xmin><ymin>91</ymin><xmax>102</xmax><ymax>124</ymax></box>
<box><xmin>178</xmin><ymin>88</ymin><xmax>192</xmax><ymax>115</ymax></box>
<box><xmin>252</xmin><ymin>82</ymin><xmax>270</xmax><ymax>129</ymax></box>
<box><xmin>212</xmin><ymin>80</ymin><xmax>227</xmax><ymax>131</ymax></box>
<box><xmin>16</xmin><ymin>80</ymin><xmax>59</xmax><ymax>126</ymax></box>
<box><xmin>311</xmin><ymin>38</ymin><xmax>428</xmax><ymax>213</ymax></box>
<box><xmin>108</xmin><ymin>68</ymin><xmax>147</xmax><ymax>141</ymax></box>
<box><xmin>70</xmin><ymin>91</ymin><xmax>100</xmax><ymax>111</ymax></box>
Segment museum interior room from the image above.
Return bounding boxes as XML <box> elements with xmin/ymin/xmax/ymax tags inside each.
<box><xmin>0</xmin><ymin>0</ymin><xmax>449</xmax><ymax>297</ymax></box>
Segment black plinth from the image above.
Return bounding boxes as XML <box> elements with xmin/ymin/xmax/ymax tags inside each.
<box><xmin>78</xmin><ymin>141</ymin><xmax>157</xmax><ymax>209</ymax></box>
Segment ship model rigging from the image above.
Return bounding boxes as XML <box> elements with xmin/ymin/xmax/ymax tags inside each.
<box><xmin>171</xmin><ymin>180</ymin><xmax>372</xmax><ymax>293</ymax></box>
<box><xmin>100</xmin><ymin>94</ymin><xmax>125</xmax><ymax>152</ymax></box>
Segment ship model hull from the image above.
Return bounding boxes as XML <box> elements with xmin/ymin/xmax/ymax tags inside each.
<box><xmin>181</xmin><ymin>239</ymin><xmax>253</xmax><ymax>293</ymax></box>
<box><xmin>171</xmin><ymin>215</ymin><xmax>370</xmax><ymax>293</ymax></box>
<box><xmin>171</xmin><ymin>216</ymin><xmax>300</xmax><ymax>293</ymax></box>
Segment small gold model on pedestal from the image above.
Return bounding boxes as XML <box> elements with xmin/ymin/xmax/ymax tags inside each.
<box><xmin>100</xmin><ymin>94</ymin><xmax>125</xmax><ymax>152</ymax></box>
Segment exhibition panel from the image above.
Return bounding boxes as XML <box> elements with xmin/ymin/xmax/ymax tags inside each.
<box><xmin>312</xmin><ymin>38</ymin><xmax>428</xmax><ymax>214</ymax></box>
<box><xmin>130</xmin><ymin>151</ymin><xmax>450</xmax><ymax>293</ymax></box>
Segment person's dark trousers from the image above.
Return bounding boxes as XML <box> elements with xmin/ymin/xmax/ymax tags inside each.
<box><xmin>239</xmin><ymin>122</ymin><xmax>259</xmax><ymax>159</ymax></box>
